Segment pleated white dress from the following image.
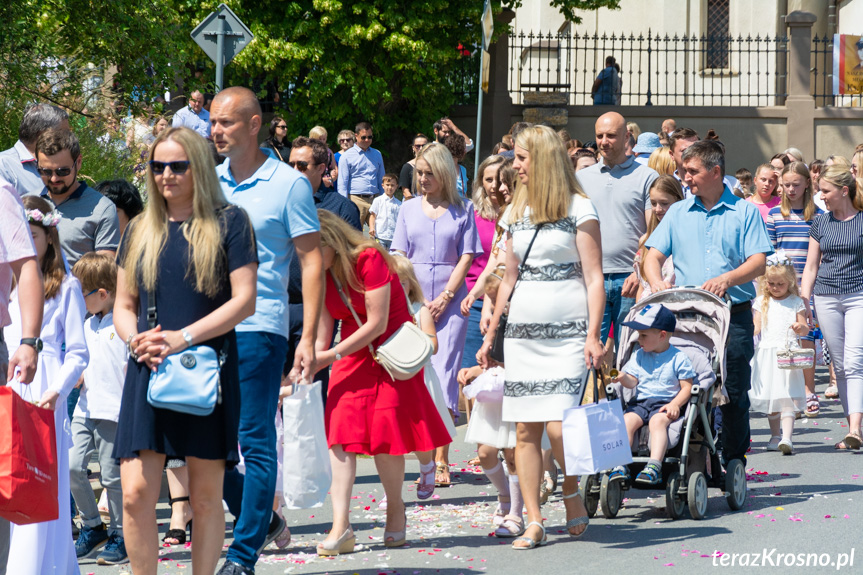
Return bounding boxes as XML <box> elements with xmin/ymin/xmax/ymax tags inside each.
<box><xmin>6</xmin><ymin>275</ymin><xmax>88</xmax><ymax>575</ymax></box>
<box><xmin>500</xmin><ymin>196</ymin><xmax>597</xmax><ymax>423</ymax></box>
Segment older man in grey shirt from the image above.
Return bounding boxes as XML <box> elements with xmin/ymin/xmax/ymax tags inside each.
<box><xmin>0</xmin><ymin>104</ymin><xmax>69</xmax><ymax>197</ymax></box>
<box><xmin>576</xmin><ymin>111</ymin><xmax>658</xmax><ymax>349</ymax></box>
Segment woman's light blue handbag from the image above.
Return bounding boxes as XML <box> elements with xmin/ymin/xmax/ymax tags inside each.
<box><xmin>145</xmin><ymin>290</ymin><xmax>226</xmax><ymax>416</ymax></box>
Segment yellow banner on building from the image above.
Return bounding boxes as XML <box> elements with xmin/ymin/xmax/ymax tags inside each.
<box><xmin>833</xmin><ymin>34</ymin><xmax>863</xmax><ymax>95</ymax></box>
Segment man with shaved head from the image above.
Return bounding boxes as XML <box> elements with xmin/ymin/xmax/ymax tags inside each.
<box><xmin>211</xmin><ymin>86</ymin><xmax>324</xmax><ymax>575</ymax></box>
<box><xmin>576</xmin><ymin>111</ymin><xmax>658</xmax><ymax>352</ymax></box>
<box><xmin>172</xmin><ymin>90</ymin><xmax>211</xmax><ymax>138</ymax></box>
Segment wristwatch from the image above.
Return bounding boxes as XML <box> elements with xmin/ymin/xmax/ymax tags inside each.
<box><xmin>442</xmin><ymin>289</ymin><xmax>455</xmax><ymax>300</ymax></box>
<box><xmin>19</xmin><ymin>337</ymin><xmax>43</xmax><ymax>353</ymax></box>
<box><xmin>181</xmin><ymin>329</ymin><xmax>194</xmax><ymax>347</ymax></box>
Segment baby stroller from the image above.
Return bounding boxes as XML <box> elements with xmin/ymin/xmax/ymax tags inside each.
<box><xmin>579</xmin><ymin>287</ymin><xmax>746</xmax><ymax>520</ymax></box>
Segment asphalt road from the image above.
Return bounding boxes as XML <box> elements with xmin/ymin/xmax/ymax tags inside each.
<box><xmin>82</xmin><ymin>367</ymin><xmax>862</xmax><ymax>574</ymax></box>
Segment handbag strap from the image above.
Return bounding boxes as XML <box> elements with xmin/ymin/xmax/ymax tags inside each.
<box><xmin>505</xmin><ymin>222</ymin><xmax>545</xmax><ymax>304</ymax></box>
<box><xmin>329</xmin><ymin>271</ymin><xmax>378</xmax><ymax>360</ymax></box>
<box><xmin>146</xmin><ymin>284</ymin><xmax>228</xmax><ymax>364</ymax></box>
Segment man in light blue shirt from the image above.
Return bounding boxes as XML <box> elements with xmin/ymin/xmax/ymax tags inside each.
<box><xmin>0</xmin><ymin>103</ymin><xmax>69</xmax><ymax>197</ymax></box>
<box><xmin>172</xmin><ymin>90</ymin><xmax>211</xmax><ymax>139</ymax></box>
<box><xmin>644</xmin><ymin>139</ymin><xmax>772</xmax><ymax>471</ymax></box>
<box><xmin>211</xmin><ymin>87</ymin><xmax>323</xmax><ymax>575</ymax></box>
<box><xmin>337</xmin><ymin>121</ymin><xmax>385</xmax><ymax>226</ymax></box>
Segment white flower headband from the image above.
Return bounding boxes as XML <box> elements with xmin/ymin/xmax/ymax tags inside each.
<box><xmin>766</xmin><ymin>249</ymin><xmax>792</xmax><ymax>267</ymax></box>
<box><xmin>26</xmin><ymin>208</ymin><xmax>62</xmax><ymax>228</ymax></box>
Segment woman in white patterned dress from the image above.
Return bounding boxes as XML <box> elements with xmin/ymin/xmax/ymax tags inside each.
<box><xmin>479</xmin><ymin>125</ymin><xmax>605</xmax><ymax>550</ymax></box>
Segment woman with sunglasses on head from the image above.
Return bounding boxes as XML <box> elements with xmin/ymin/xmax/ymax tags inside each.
<box><xmin>334</xmin><ymin>130</ymin><xmax>355</xmax><ymax>196</ymax></box>
<box><xmin>261</xmin><ymin>116</ymin><xmax>291</xmax><ymax>163</ymax></box>
<box><xmin>113</xmin><ymin>127</ymin><xmax>258</xmax><ymax>575</ymax></box>
<box><xmin>398</xmin><ymin>133</ymin><xmax>430</xmax><ymax>200</ymax></box>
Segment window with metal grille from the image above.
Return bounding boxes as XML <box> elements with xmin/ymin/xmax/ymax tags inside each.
<box><xmin>706</xmin><ymin>0</ymin><xmax>730</xmax><ymax>69</ymax></box>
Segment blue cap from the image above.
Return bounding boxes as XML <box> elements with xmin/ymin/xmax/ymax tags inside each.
<box><xmin>632</xmin><ymin>132</ymin><xmax>662</xmax><ymax>154</ymax></box>
<box><xmin>622</xmin><ymin>303</ymin><xmax>677</xmax><ymax>332</ymax></box>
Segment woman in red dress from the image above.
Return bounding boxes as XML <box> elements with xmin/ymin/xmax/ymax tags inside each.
<box><xmin>311</xmin><ymin>210</ymin><xmax>451</xmax><ymax>557</ymax></box>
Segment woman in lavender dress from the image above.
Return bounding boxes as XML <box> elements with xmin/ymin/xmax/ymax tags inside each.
<box><xmin>391</xmin><ymin>142</ymin><xmax>481</xmax><ymax>485</ymax></box>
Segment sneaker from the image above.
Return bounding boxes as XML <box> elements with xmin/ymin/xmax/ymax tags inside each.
<box><xmin>217</xmin><ymin>559</ymin><xmax>255</xmax><ymax>574</ymax></box>
<box><xmin>778</xmin><ymin>438</ymin><xmax>793</xmax><ymax>455</ymax></box>
<box><xmin>257</xmin><ymin>511</ymin><xmax>286</xmax><ymax>554</ymax></box>
<box><xmin>96</xmin><ymin>533</ymin><xmax>128</xmax><ymax>565</ymax></box>
<box><xmin>75</xmin><ymin>523</ymin><xmax>109</xmax><ymax>558</ymax></box>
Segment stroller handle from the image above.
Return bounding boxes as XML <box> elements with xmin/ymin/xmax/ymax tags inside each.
<box><xmin>672</xmin><ymin>285</ymin><xmax>733</xmax><ymax>307</ymax></box>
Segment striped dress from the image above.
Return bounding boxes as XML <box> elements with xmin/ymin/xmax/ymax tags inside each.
<box><xmin>766</xmin><ymin>205</ymin><xmax>824</xmax><ymax>281</ymax></box>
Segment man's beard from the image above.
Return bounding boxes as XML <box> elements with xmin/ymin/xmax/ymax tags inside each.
<box><xmin>49</xmin><ymin>179</ymin><xmax>76</xmax><ymax>196</ymax></box>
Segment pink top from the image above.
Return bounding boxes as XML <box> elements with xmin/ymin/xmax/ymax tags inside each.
<box><xmin>465</xmin><ymin>211</ymin><xmax>497</xmax><ymax>293</ymax></box>
<box><xmin>0</xmin><ymin>180</ymin><xmax>36</xmax><ymax>328</ymax></box>
<box><xmin>748</xmin><ymin>195</ymin><xmax>781</xmax><ymax>222</ymax></box>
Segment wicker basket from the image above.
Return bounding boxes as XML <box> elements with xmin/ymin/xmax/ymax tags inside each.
<box><xmin>776</xmin><ymin>328</ymin><xmax>814</xmax><ymax>370</ymax></box>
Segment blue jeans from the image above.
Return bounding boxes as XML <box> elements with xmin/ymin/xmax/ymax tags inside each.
<box><xmin>461</xmin><ymin>299</ymin><xmax>485</xmax><ymax>370</ymax></box>
<box><xmin>601</xmin><ymin>273</ymin><xmax>635</xmax><ymax>352</ymax></box>
<box><xmin>720</xmin><ymin>309</ymin><xmax>755</xmax><ymax>464</ymax></box>
<box><xmin>223</xmin><ymin>331</ymin><xmax>288</xmax><ymax>569</ymax></box>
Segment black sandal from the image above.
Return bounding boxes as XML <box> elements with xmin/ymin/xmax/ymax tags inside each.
<box><xmin>162</xmin><ymin>496</ymin><xmax>193</xmax><ymax>545</ymax></box>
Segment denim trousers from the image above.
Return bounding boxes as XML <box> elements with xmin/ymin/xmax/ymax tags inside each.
<box><xmin>601</xmin><ymin>272</ymin><xmax>635</xmax><ymax>351</ymax></box>
<box><xmin>461</xmin><ymin>299</ymin><xmax>485</xmax><ymax>370</ymax></box>
<box><xmin>223</xmin><ymin>331</ymin><xmax>288</xmax><ymax>568</ymax></box>
<box><xmin>720</xmin><ymin>309</ymin><xmax>755</xmax><ymax>464</ymax></box>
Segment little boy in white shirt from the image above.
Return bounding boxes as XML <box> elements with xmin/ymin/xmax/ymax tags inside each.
<box><xmin>369</xmin><ymin>173</ymin><xmax>401</xmax><ymax>250</ymax></box>
<box><xmin>70</xmin><ymin>252</ymin><xmax>128</xmax><ymax>563</ymax></box>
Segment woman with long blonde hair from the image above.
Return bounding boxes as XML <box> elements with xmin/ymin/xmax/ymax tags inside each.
<box><xmin>312</xmin><ymin>210</ymin><xmax>450</xmax><ymax>556</ymax></box>
<box><xmin>479</xmin><ymin>125</ymin><xmax>605</xmax><ymax>550</ymax></box>
<box><xmin>112</xmin><ymin>127</ymin><xmax>258</xmax><ymax>575</ymax></box>
<box><xmin>391</xmin><ymin>142</ymin><xmax>482</xmax><ymax>487</ymax></box>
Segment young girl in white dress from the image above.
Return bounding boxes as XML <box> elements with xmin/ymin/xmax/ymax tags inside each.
<box><xmin>458</xmin><ymin>268</ymin><xmax>524</xmax><ymax>538</ymax></box>
<box><xmin>6</xmin><ymin>197</ymin><xmax>88</xmax><ymax>574</ymax></box>
<box><xmin>750</xmin><ymin>252</ymin><xmax>809</xmax><ymax>455</ymax></box>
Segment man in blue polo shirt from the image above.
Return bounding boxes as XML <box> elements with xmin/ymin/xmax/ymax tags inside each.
<box><xmin>211</xmin><ymin>87</ymin><xmax>323</xmax><ymax>575</ymax></box>
<box><xmin>644</xmin><ymin>139</ymin><xmax>772</xmax><ymax>471</ymax></box>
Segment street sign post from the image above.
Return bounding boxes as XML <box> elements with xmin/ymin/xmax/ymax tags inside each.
<box><xmin>191</xmin><ymin>3</ymin><xmax>254</xmax><ymax>92</ymax></box>
<box><xmin>474</xmin><ymin>0</ymin><xmax>493</xmax><ymax>183</ymax></box>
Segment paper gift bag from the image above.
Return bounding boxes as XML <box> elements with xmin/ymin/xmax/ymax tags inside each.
<box><xmin>282</xmin><ymin>381</ymin><xmax>331</xmax><ymax>510</ymax></box>
<box><xmin>562</xmin><ymin>398</ymin><xmax>632</xmax><ymax>476</ymax></box>
<box><xmin>0</xmin><ymin>387</ymin><xmax>59</xmax><ymax>524</ymax></box>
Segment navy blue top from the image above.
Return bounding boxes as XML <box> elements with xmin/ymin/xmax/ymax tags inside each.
<box><xmin>810</xmin><ymin>211</ymin><xmax>863</xmax><ymax>295</ymax></box>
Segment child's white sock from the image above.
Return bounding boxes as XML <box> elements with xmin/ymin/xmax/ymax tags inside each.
<box><xmin>509</xmin><ymin>474</ymin><xmax>525</xmax><ymax>519</ymax></box>
<box><xmin>484</xmin><ymin>460</ymin><xmax>510</xmax><ymax>496</ymax></box>
<box><xmin>780</xmin><ymin>412</ymin><xmax>795</xmax><ymax>441</ymax></box>
<box><xmin>767</xmin><ymin>413</ymin><xmax>781</xmax><ymax>437</ymax></box>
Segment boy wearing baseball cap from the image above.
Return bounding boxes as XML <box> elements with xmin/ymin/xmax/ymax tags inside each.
<box><xmin>612</xmin><ymin>304</ymin><xmax>696</xmax><ymax>485</ymax></box>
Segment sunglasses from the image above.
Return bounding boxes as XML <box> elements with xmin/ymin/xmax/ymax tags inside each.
<box><xmin>149</xmin><ymin>160</ymin><xmax>191</xmax><ymax>174</ymax></box>
<box><xmin>338</xmin><ymin>138</ymin><xmax>353</xmax><ymax>143</ymax></box>
<box><xmin>359</xmin><ymin>136</ymin><xmax>373</xmax><ymax>141</ymax></box>
<box><xmin>288</xmin><ymin>160</ymin><xmax>318</xmax><ymax>172</ymax></box>
<box><xmin>37</xmin><ymin>167</ymin><xmax>73</xmax><ymax>178</ymax></box>
<box><xmin>276</xmin><ymin>125</ymin><xmax>287</xmax><ymax>129</ymax></box>
<box><xmin>83</xmin><ymin>288</ymin><xmax>99</xmax><ymax>297</ymax></box>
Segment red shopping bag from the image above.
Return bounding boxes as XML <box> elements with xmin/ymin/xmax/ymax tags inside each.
<box><xmin>0</xmin><ymin>386</ymin><xmax>58</xmax><ymax>524</ymax></box>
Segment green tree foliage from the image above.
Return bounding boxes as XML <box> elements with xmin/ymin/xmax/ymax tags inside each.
<box><xmin>0</xmin><ymin>0</ymin><xmax>620</xmax><ymax>173</ymax></box>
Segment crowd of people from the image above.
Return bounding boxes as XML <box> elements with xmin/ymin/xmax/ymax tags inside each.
<box><xmin>0</xmin><ymin>91</ymin><xmax>861</xmax><ymax>574</ymax></box>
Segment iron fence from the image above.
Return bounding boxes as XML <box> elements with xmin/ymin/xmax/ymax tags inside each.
<box><xmin>451</xmin><ymin>51</ymin><xmax>481</xmax><ymax>106</ymax></box>
<box><xmin>508</xmin><ymin>30</ymin><xmax>789</xmax><ymax>107</ymax></box>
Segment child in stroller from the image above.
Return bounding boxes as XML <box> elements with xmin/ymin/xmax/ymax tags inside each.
<box><xmin>612</xmin><ymin>304</ymin><xmax>696</xmax><ymax>485</ymax></box>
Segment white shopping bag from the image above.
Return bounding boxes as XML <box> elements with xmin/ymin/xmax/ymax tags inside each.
<box><xmin>282</xmin><ymin>381</ymin><xmax>331</xmax><ymax>509</ymax></box>
<box><xmin>562</xmin><ymin>398</ymin><xmax>632</xmax><ymax>476</ymax></box>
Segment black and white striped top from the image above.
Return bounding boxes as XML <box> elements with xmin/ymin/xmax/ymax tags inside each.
<box><xmin>809</xmin><ymin>211</ymin><xmax>863</xmax><ymax>295</ymax></box>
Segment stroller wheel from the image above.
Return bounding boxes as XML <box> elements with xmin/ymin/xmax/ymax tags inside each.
<box><xmin>599</xmin><ymin>474</ymin><xmax>622</xmax><ymax>518</ymax></box>
<box><xmin>578</xmin><ymin>474</ymin><xmax>599</xmax><ymax>518</ymax></box>
<box><xmin>688</xmin><ymin>472</ymin><xmax>708</xmax><ymax>519</ymax></box>
<box><xmin>724</xmin><ymin>459</ymin><xmax>747</xmax><ymax>510</ymax></box>
<box><xmin>665</xmin><ymin>472</ymin><xmax>686</xmax><ymax>519</ymax></box>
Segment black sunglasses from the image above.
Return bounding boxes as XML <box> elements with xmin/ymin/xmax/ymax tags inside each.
<box><xmin>338</xmin><ymin>138</ymin><xmax>353</xmax><ymax>143</ymax></box>
<box><xmin>359</xmin><ymin>136</ymin><xmax>373</xmax><ymax>141</ymax></box>
<box><xmin>288</xmin><ymin>160</ymin><xmax>318</xmax><ymax>172</ymax></box>
<box><xmin>149</xmin><ymin>160</ymin><xmax>191</xmax><ymax>174</ymax></box>
<box><xmin>276</xmin><ymin>125</ymin><xmax>287</xmax><ymax>129</ymax></box>
<box><xmin>37</xmin><ymin>167</ymin><xmax>73</xmax><ymax>178</ymax></box>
